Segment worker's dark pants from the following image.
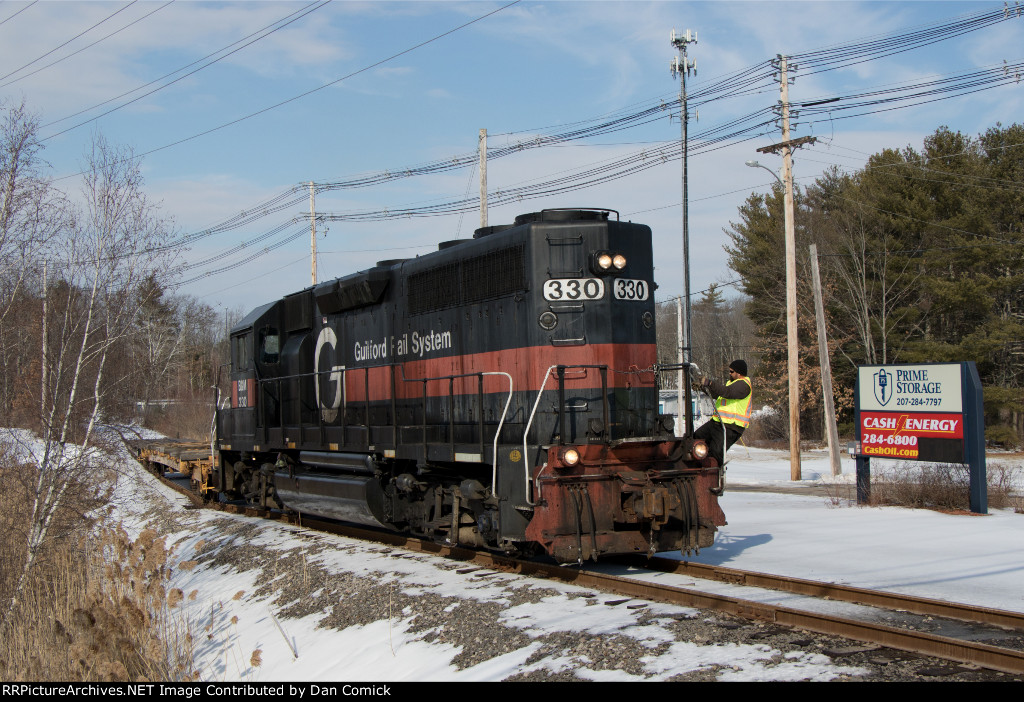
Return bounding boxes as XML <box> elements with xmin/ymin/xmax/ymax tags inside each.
<box><xmin>693</xmin><ymin>420</ymin><xmax>745</xmax><ymax>467</ymax></box>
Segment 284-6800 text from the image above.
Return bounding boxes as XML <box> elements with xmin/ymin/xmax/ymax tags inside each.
<box><xmin>862</xmin><ymin>433</ymin><xmax>918</xmax><ymax>446</ymax></box>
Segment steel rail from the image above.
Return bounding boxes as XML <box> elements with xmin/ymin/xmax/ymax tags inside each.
<box><xmin>644</xmin><ymin>557</ymin><xmax>1024</xmax><ymax>633</ymax></box>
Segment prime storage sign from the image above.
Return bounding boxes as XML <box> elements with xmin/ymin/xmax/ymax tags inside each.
<box><xmin>853</xmin><ymin>362</ymin><xmax>987</xmax><ymax>513</ymax></box>
<box><xmin>856</xmin><ymin>364</ymin><xmax>970</xmax><ymax>461</ymax></box>
<box><xmin>859</xmin><ymin>364</ymin><xmax>963</xmax><ymax>412</ymax></box>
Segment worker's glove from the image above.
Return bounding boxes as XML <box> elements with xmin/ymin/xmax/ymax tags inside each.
<box><xmin>700</xmin><ymin>376</ymin><xmax>712</xmax><ymax>390</ymax></box>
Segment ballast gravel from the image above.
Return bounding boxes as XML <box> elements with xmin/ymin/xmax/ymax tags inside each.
<box><xmin>124</xmin><ymin>469</ymin><xmax>1020</xmax><ymax>683</ymax></box>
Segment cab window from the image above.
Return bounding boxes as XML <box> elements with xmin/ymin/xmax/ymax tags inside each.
<box><xmin>232</xmin><ymin>334</ymin><xmax>251</xmax><ymax>370</ymax></box>
<box><xmin>260</xmin><ymin>327</ymin><xmax>280</xmax><ymax>365</ymax></box>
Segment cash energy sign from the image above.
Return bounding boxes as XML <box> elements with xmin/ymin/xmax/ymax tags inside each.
<box><xmin>853</xmin><ymin>362</ymin><xmax>986</xmax><ymax>513</ymax></box>
<box><xmin>856</xmin><ymin>364</ymin><xmax>965</xmax><ymax>460</ymax></box>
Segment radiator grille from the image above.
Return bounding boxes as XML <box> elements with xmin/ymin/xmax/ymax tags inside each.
<box><xmin>409</xmin><ymin>245</ymin><xmax>525</xmax><ymax>315</ymax></box>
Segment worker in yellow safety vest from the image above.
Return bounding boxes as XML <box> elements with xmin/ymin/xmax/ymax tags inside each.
<box><xmin>694</xmin><ymin>359</ymin><xmax>752</xmax><ymax>467</ymax></box>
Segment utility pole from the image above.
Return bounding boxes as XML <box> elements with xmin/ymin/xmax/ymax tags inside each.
<box><xmin>309</xmin><ymin>181</ymin><xmax>317</xmax><ymax>285</ymax></box>
<box><xmin>756</xmin><ymin>55</ymin><xmax>816</xmax><ymax>481</ymax></box>
<box><xmin>479</xmin><ymin>128</ymin><xmax>488</xmax><ymax>229</ymax></box>
<box><xmin>677</xmin><ymin>296</ymin><xmax>684</xmax><ymax>436</ymax></box>
<box><xmin>670</xmin><ymin>27</ymin><xmax>697</xmax><ymax>436</ymax></box>
<box><xmin>810</xmin><ymin>244</ymin><xmax>842</xmax><ymax>476</ymax></box>
<box><xmin>41</xmin><ymin>260</ymin><xmax>47</xmax><ymax>417</ymax></box>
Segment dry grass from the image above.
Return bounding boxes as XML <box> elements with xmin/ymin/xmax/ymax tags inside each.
<box><xmin>0</xmin><ymin>438</ymin><xmax>198</xmax><ymax>682</ymax></box>
<box><xmin>0</xmin><ymin>521</ymin><xmax>200</xmax><ymax>681</ymax></box>
<box><xmin>741</xmin><ymin>412</ymin><xmax>789</xmax><ymax>444</ymax></box>
<box><xmin>869</xmin><ymin>461</ymin><xmax>1022</xmax><ymax>512</ymax></box>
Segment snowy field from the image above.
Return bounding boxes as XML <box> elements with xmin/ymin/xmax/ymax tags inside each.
<box><xmin>684</xmin><ymin>445</ymin><xmax>1024</xmax><ymax>614</ymax></box>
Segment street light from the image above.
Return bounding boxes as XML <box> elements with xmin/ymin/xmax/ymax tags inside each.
<box><xmin>745</xmin><ymin>160</ymin><xmax>781</xmax><ymax>184</ymax></box>
<box><xmin>671</xmin><ymin>28</ymin><xmax>698</xmax><ymax>438</ymax></box>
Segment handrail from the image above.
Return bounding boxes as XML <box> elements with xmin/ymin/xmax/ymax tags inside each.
<box><xmin>523</xmin><ymin>366</ymin><xmax>555</xmax><ymax>506</ymax></box>
<box><xmin>210</xmin><ymin>385</ymin><xmax>219</xmax><ymax>468</ymax></box>
<box><xmin>654</xmin><ymin>361</ymin><xmax>696</xmax><ymax>437</ymax></box>
<box><xmin>396</xmin><ymin>365</ymin><xmax>514</xmax><ymax>498</ymax></box>
<box><xmin>249</xmin><ymin>363</ymin><xmax>514</xmax><ymax>497</ymax></box>
<box><xmin>524</xmin><ymin>363</ymin><xmax>641</xmax><ymax>505</ymax></box>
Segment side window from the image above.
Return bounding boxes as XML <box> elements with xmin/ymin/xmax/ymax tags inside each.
<box><xmin>260</xmin><ymin>327</ymin><xmax>280</xmax><ymax>365</ymax></box>
<box><xmin>232</xmin><ymin>334</ymin><xmax>250</xmax><ymax>370</ymax></box>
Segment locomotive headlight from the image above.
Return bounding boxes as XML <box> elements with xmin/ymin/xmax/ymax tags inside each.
<box><xmin>561</xmin><ymin>448</ymin><xmax>581</xmax><ymax>466</ymax></box>
<box><xmin>592</xmin><ymin>251</ymin><xmax>625</xmax><ymax>275</ymax></box>
<box><xmin>692</xmin><ymin>440</ymin><xmax>709</xmax><ymax>460</ymax></box>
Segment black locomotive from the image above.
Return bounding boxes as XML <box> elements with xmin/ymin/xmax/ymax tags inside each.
<box><xmin>215</xmin><ymin>209</ymin><xmax>724</xmax><ymax>562</ymax></box>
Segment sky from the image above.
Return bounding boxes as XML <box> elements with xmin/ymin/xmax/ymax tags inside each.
<box><xmin>81</xmin><ymin>429</ymin><xmax>1022</xmax><ymax>682</ymax></box>
<box><xmin>2</xmin><ymin>1</ymin><xmax>1023</xmax><ymax>317</ymax></box>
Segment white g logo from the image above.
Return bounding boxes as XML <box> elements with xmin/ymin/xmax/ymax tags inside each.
<box><xmin>315</xmin><ymin>326</ymin><xmax>345</xmax><ymax>422</ymax></box>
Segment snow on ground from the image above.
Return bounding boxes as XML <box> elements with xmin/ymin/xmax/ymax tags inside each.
<box><xmin>684</xmin><ymin>446</ymin><xmax>1024</xmax><ymax>613</ymax></box>
<box><xmin>108</xmin><ymin>453</ymin><xmax>873</xmax><ymax>682</ymax></box>
<box><xmin>106</xmin><ymin>444</ymin><xmax>875</xmax><ymax>682</ymax></box>
<box><xmin>8</xmin><ymin>425</ymin><xmax>1023</xmax><ymax>681</ymax></box>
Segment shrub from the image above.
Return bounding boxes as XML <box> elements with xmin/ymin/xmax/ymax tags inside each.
<box><xmin>869</xmin><ymin>461</ymin><xmax>1021</xmax><ymax>512</ymax></box>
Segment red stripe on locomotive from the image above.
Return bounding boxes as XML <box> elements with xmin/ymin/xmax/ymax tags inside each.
<box><xmin>340</xmin><ymin>342</ymin><xmax>657</xmax><ymax>402</ymax></box>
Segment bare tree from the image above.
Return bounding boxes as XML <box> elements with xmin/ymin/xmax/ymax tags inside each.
<box><xmin>0</xmin><ymin>100</ymin><xmax>71</xmax><ymax>424</ymax></box>
<box><xmin>129</xmin><ymin>276</ymin><xmax>219</xmax><ymax>421</ymax></box>
<box><xmin>689</xmin><ymin>285</ymin><xmax>756</xmax><ymax>377</ymax></box>
<box><xmin>4</xmin><ymin>133</ymin><xmax>173</xmax><ymax>621</ymax></box>
<box><xmin>808</xmin><ymin>171</ymin><xmax>924</xmax><ymax>368</ymax></box>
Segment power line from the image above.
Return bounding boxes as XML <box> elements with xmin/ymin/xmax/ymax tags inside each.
<box><xmin>0</xmin><ymin>1</ymin><xmax>140</xmax><ymax>83</ymax></box>
<box><xmin>49</xmin><ymin>0</ymin><xmax>522</xmax><ymax>177</ymax></box>
<box><xmin>179</xmin><ymin>9</ymin><xmax>1021</xmax><ymax>252</ymax></box>
<box><xmin>790</xmin><ymin>5</ymin><xmax>1018</xmax><ymax>75</ymax></box>
<box><xmin>174</xmin><ymin>60</ymin><xmax>1020</xmax><ymax>279</ymax></box>
<box><xmin>0</xmin><ymin>0</ymin><xmax>38</xmax><ymax>28</ymax></box>
<box><xmin>169</xmin><ymin>125</ymin><xmax>771</xmax><ymax>279</ymax></box>
<box><xmin>0</xmin><ymin>1</ymin><xmax>174</xmax><ymax>92</ymax></box>
<box><xmin>57</xmin><ymin>4</ymin><xmax>1024</xmax><ymax>281</ymax></box>
<box><xmin>39</xmin><ymin>0</ymin><xmax>330</xmax><ymax>136</ymax></box>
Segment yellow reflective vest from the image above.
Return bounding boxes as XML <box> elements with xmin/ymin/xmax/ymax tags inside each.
<box><xmin>715</xmin><ymin>376</ymin><xmax>752</xmax><ymax>428</ymax></box>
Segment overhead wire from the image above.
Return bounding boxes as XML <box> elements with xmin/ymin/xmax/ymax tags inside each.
<box><xmin>177</xmin><ymin>45</ymin><xmax>1022</xmax><ymax>276</ymax></box>
<box><xmin>0</xmin><ymin>0</ymin><xmax>140</xmax><ymax>83</ymax></box>
<box><xmin>0</xmin><ymin>1</ymin><xmax>38</xmax><ymax>28</ymax></box>
<box><xmin>166</xmin><ymin>116</ymin><xmax>772</xmax><ymax>277</ymax></box>
<box><xmin>789</xmin><ymin>5</ymin><xmax>1017</xmax><ymax>76</ymax></box>
<box><xmin>56</xmin><ymin>0</ymin><xmax>522</xmax><ymax>175</ymax></box>
<box><xmin>40</xmin><ymin>0</ymin><xmax>331</xmax><ymax>138</ymax></box>
<box><xmin>51</xmin><ymin>2</ymin><xmax>1019</xmax><ymax>281</ymax></box>
<box><xmin>178</xmin><ymin>5</ymin><xmax>1021</xmax><ymax>261</ymax></box>
<box><xmin>0</xmin><ymin>1</ymin><xmax>175</xmax><ymax>91</ymax></box>
<box><xmin>38</xmin><ymin>0</ymin><xmax>326</xmax><ymax>128</ymax></box>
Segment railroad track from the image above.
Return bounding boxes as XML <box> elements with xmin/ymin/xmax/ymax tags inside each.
<box><xmin>133</xmin><ymin>440</ymin><xmax>1024</xmax><ymax>676</ymax></box>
